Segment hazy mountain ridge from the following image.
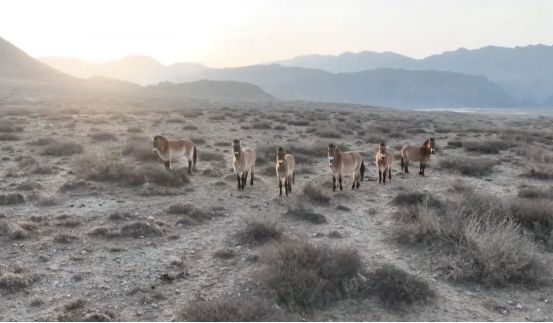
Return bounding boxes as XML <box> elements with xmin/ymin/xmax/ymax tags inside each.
<box><xmin>0</xmin><ymin>37</ymin><xmax>271</xmax><ymax>102</ymax></box>
<box><xmin>278</xmin><ymin>45</ymin><xmax>553</xmax><ymax>104</ymax></box>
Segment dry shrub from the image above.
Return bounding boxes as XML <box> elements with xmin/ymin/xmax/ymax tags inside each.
<box><xmin>166</xmin><ymin>203</ymin><xmax>225</xmax><ymax>225</ymax></box>
<box><xmin>260</xmin><ymin>241</ymin><xmax>362</xmax><ymax>311</ymax></box>
<box><xmin>37</xmin><ymin>194</ymin><xmax>62</xmax><ymax>206</ymax></box>
<box><xmin>122</xmin><ymin>136</ymin><xmax>158</xmax><ymax>162</ymax></box>
<box><xmin>515</xmin><ymin>145</ymin><xmax>553</xmax><ymax>163</ymax></box>
<box><xmin>199</xmin><ymin>150</ymin><xmax>224</xmax><ymax>163</ymax></box>
<box><xmin>0</xmin><ymin>120</ymin><xmax>23</xmax><ymax>133</ymax></box>
<box><xmin>391</xmin><ymin>191</ymin><xmax>442</xmax><ymax>208</ymax></box>
<box><xmin>393</xmin><ymin>190</ymin><xmax>546</xmax><ymax>287</ymax></box>
<box><xmin>284</xmin><ymin>207</ymin><xmax>327</xmax><ymax>224</ymax></box>
<box><xmin>74</xmin><ymin>155</ymin><xmax>189</xmax><ymax>187</ymax></box>
<box><xmin>236</xmin><ymin>218</ymin><xmax>282</xmax><ymax>245</ymax></box>
<box><xmin>510</xmin><ymin>198</ymin><xmax>553</xmax><ymax>250</ymax></box>
<box><xmin>0</xmin><ymin>193</ymin><xmax>25</xmax><ymax>205</ymax></box>
<box><xmin>53</xmin><ymin>233</ymin><xmax>79</xmax><ymax>244</ymax></box>
<box><xmin>89</xmin><ymin>131</ymin><xmax>117</xmax><ymax>142</ymax></box>
<box><xmin>121</xmin><ymin>221</ymin><xmax>163</xmax><ymax>238</ymax></box>
<box><xmin>127</xmin><ymin>126</ymin><xmax>141</xmax><ymax>133</ymax></box>
<box><xmin>302</xmin><ymin>183</ymin><xmax>331</xmax><ymax>205</ymax></box>
<box><xmin>178</xmin><ymin>297</ymin><xmax>288</xmax><ymax>322</ymax></box>
<box><xmin>518</xmin><ymin>186</ymin><xmax>553</xmax><ymax>199</ymax></box>
<box><xmin>87</xmin><ymin>226</ymin><xmax>120</xmax><ymax>238</ymax></box>
<box><xmin>460</xmin><ymin>140</ymin><xmax>516</xmax><ymax>154</ymax></box>
<box><xmin>0</xmin><ymin>265</ymin><xmax>38</xmax><ymax>292</ymax></box>
<box><xmin>251</xmin><ymin>121</ymin><xmax>272</xmax><ymax>129</ymax></box>
<box><xmin>525</xmin><ymin>168</ymin><xmax>553</xmax><ymax>180</ymax></box>
<box><xmin>366</xmin><ymin>264</ymin><xmax>435</xmax><ymax>309</ymax></box>
<box><xmin>40</xmin><ymin>139</ymin><xmax>83</xmax><ymax>156</ymax></box>
<box><xmin>16</xmin><ymin>181</ymin><xmax>42</xmax><ymax>191</ymax></box>
<box><xmin>439</xmin><ymin>156</ymin><xmax>497</xmax><ymax>177</ymax></box>
<box><xmin>213</xmin><ymin>248</ymin><xmax>238</xmax><ymax>259</ymax></box>
<box><xmin>0</xmin><ymin>133</ymin><xmax>19</xmax><ymax>141</ymax></box>
<box><xmin>316</xmin><ymin>127</ymin><xmax>341</xmax><ymax>139</ymax></box>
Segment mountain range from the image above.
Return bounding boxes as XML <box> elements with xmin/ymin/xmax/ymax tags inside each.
<box><xmin>39</xmin><ymin>44</ymin><xmax>553</xmax><ymax>108</ymax></box>
<box><xmin>0</xmin><ymin>36</ymin><xmax>272</xmax><ymax>102</ymax></box>
<box><xmin>2</xmin><ymin>34</ymin><xmax>552</xmax><ymax>108</ymax></box>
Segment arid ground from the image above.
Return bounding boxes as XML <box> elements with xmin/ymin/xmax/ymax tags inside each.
<box><xmin>1</xmin><ymin>96</ymin><xmax>553</xmax><ymax>321</ymax></box>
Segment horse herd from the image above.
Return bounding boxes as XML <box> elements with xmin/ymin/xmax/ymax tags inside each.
<box><xmin>151</xmin><ymin>135</ymin><xmax>436</xmax><ymax>197</ymax></box>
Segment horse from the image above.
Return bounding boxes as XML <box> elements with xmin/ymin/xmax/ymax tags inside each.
<box><xmin>327</xmin><ymin>143</ymin><xmax>365</xmax><ymax>191</ymax></box>
<box><xmin>152</xmin><ymin>135</ymin><xmax>197</xmax><ymax>174</ymax></box>
<box><xmin>375</xmin><ymin>142</ymin><xmax>393</xmax><ymax>184</ymax></box>
<box><xmin>400</xmin><ymin>138</ymin><xmax>435</xmax><ymax>176</ymax></box>
<box><xmin>232</xmin><ymin>139</ymin><xmax>256</xmax><ymax>190</ymax></box>
<box><xmin>275</xmin><ymin>146</ymin><xmax>295</xmax><ymax>196</ymax></box>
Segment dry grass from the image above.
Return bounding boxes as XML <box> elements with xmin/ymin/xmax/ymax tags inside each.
<box><xmin>74</xmin><ymin>155</ymin><xmax>189</xmax><ymax>187</ymax></box>
<box><xmin>166</xmin><ymin>203</ymin><xmax>225</xmax><ymax>225</ymax></box>
<box><xmin>302</xmin><ymin>183</ymin><xmax>331</xmax><ymax>205</ymax></box>
<box><xmin>89</xmin><ymin>131</ymin><xmax>117</xmax><ymax>142</ymax></box>
<box><xmin>393</xmin><ymin>191</ymin><xmax>546</xmax><ymax>287</ymax></box>
<box><xmin>0</xmin><ymin>193</ymin><xmax>25</xmax><ymax>205</ymax></box>
<box><xmin>458</xmin><ymin>140</ymin><xmax>515</xmax><ymax>154</ymax></box>
<box><xmin>0</xmin><ymin>265</ymin><xmax>39</xmax><ymax>292</ymax></box>
<box><xmin>510</xmin><ymin>198</ymin><xmax>553</xmax><ymax>250</ymax></box>
<box><xmin>236</xmin><ymin>218</ymin><xmax>282</xmax><ymax>245</ymax></box>
<box><xmin>260</xmin><ymin>241</ymin><xmax>362</xmax><ymax>311</ymax></box>
<box><xmin>178</xmin><ymin>297</ymin><xmax>288</xmax><ymax>322</ymax></box>
<box><xmin>515</xmin><ymin>145</ymin><xmax>553</xmax><ymax>163</ymax></box>
<box><xmin>439</xmin><ymin>156</ymin><xmax>497</xmax><ymax>177</ymax></box>
<box><xmin>121</xmin><ymin>221</ymin><xmax>164</xmax><ymax>238</ymax></box>
<box><xmin>366</xmin><ymin>264</ymin><xmax>435</xmax><ymax>309</ymax></box>
<box><xmin>284</xmin><ymin>207</ymin><xmax>327</xmax><ymax>224</ymax></box>
<box><xmin>122</xmin><ymin>136</ymin><xmax>158</xmax><ymax>162</ymax></box>
<box><xmin>524</xmin><ymin>168</ymin><xmax>553</xmax><ymax>180</ymax></box>
<box><xmin>518</xmin><ymin>186</ymin><xmax>553</xmax><ymax>199</ymax></box>
<box><xmin>39</xmin><ymin>139</ymin><xmax>83</xmax><ymax>156</ymax></box>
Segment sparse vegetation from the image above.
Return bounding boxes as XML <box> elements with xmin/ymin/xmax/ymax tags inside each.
<box><xmin>166</xmin><ymin>203</ymin><xmax>225</xmax><ymax>225</ymax></box>
<box><xmin>89</xmin><ymin>131</ymin><xmax>117</xmax><ymax>142</ymax></box>
<box><xmin>40</xmin><ymin>139</ymin><xmax>84</xmax><ymax>156</ymax></box>
<box><xmin>0</xmin><ymin>265</ymin><xmax>38</xmax><ymax>292</ymax></box>
<box><xmin>302</xmin><ymin>183</ymin><xmax>331</xmax><ymax>205</ymax></box>
<box><xmin>0</xmin><ymin>193</ymin><xmax>25</xmax><ymax>205</ymax></box>
<box><xmin>74</xmin><ymin>155</ymin><xmax>189</xmax><ymax>187</ymax></box>
<box><xmin>284</xmin><ymin>207</ymin><xmax>327</xmax><ymax>224</ymax></box>
<box><xmin>260</xmin><ymin>241</ymin><xmax>362</xmax><ymax>311</ymax></box>
<box><xmin>439</xmin><ymin>156</ymin><xmax>497</xmax><ymax>177</ymax></box>
<box><xmin>393</xmin><ymin>190</ymin><xmax>545</xmax><ymax>287</ymax></box>
<box><xmin>236</xmin><ymin>218</ymin><xmax>282</xmax><ymax>245</ymax></box>
<box><xmin>178</xmin><ymin>297</ymin><xmax>287</xmax><ymax>322</ymax></box>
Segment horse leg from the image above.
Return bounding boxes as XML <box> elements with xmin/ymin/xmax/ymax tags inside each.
<box><xmin>404</xmin><ymin>160</ymin><xmax>409</xmax><ymax>174</ymax></box>
<box><xmin>243</xmin><ymin>171</ymin><xmax>248</xmax><ymax>189</ymax></box>
<box><xmin>388</xmin><ymin>166</ymin><xmax>392</xmax><ymax>181</ymax></box>
<box><xmin>378</xmin><ymin>170</ymin><xmax>382</xmax><ymax>184</ymax></box>
<box><xmin>187</xmin><ymin>160</ymin><xmax>192</xmax><ymax>175</ymax></box>
<box><xmin>285</xmin><ymin>178</ymin><xmax>289</xmax><ymax>196</ymax></box>
<box><xmin>164</xmin><ymin>160</ymin><xmax>171</xmax><ymax>170</ymax></box>
<box><xmin>288</xmin><ymin>175</ymin><xmax>292</xmax><ymax>192</ymax></box>
<box><xmin>419</xmin><ymin>162</ymin><xmax>424</xmax><ymax>176</ymax></box>
<box><xmin>332</xmin><ymin>175</ymin><xmax>336</xmax><ymax>192</ymax></box>
<box><xmin>351</xmin><ymin>173</ymin><xmax>356</xmax><ymax>190</ymax></box>
<box><xmin>339</xmin><ymin>175</ymin><xmax>343</xmax><ymax>191</ymax></box>
<box><xmin>422</xmin><ymin>163</ymin><xmax>426</xmax><ymax>176</ymax></box>
<box><xmin>279</xmin><ymin>179</ymin><xmax>283</xmax><ymax>196</ymax></box>
<box><xmin>236</xmin><ymin>174</ymin><xmax>241</xmax><ymax>190</ymax></box>
<box><xmin>250</xmin><ymin>168</ymin><xmax>254</xmax><ymax>186</ymax></box>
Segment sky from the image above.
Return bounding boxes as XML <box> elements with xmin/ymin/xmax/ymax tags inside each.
<box><xmin>1</xmin><ymin>0</ymin><xmax>552</xmax><ymax>67</ymax></box>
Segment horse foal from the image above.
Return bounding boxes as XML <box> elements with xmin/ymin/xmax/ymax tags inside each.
<box><xmin>232</xmin><ymin>139</ymin><xmax>256</xmax><ymax>190</ymax></box>
<box><xmin>275</xmin><ymin>146</ymin><xmax>295</xmax><ymax>196</ymax></box>
<box><xmin>375</xmin><ymin>143</ymin><xmax>393</xmax><ymax>184</ymax></box>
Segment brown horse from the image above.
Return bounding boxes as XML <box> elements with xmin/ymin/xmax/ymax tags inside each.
<box><xmin>328</xmin><ymin>144</ymin><xmax>365</xmax><ymax>191</ymax></box>
<box><xmin>400</xmin><ymin>138</ymin><xmax>435</xmax><ymax>176</ymax></box>
<box><xmin>232</xmin><ymin>139</ymin><xmax>256</xmax><ymax>190</ymax></box>
<box><xmin>375</xmin><ymin>143</ymin><xmax>393</xmax><ymax>184</ymax></box>
<box><xmin>152</xmin><ymin>135</ymin><xmax>197</xmax><ymax>174</ymax></box>
<box><xmin>275</xmin><ymin>146</ymin><xmax>296</xmax><ymax>196</ymax></box>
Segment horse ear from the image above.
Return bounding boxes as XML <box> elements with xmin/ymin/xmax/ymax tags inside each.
<box><xmin>151</xmin><ymin>136</ymin><xmax>155</xmax><ymax>142</ymax></box>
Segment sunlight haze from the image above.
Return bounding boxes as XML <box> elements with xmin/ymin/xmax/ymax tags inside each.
<box><xmin>1</xmin><ymin>0</ymin><xmax>552</xmax><ymax>67</ymax></box>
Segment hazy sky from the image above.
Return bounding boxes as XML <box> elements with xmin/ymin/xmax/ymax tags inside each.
<box><xmin>1</xmin><ymin>0</ymin><xmax>552</xmax><ymax>67</ymax></box>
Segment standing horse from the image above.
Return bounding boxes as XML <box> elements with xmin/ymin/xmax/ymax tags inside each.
<box><xmin>152</xmin><ymin>135</ymin><xmax>197</xmax><ymax>174</ymax></box>
<box><xmin>275</xmin><ymin>146</ymin><xmax>295</xmax><ymax>196</ymax></box>
<box><xmin>375</xmin><ymin>142</ymin><xmax>393</xmax><ymax>184</ymax></box>
<box><xmin>232</xmin><ymin>139</ymin><xmax>256</xmax><ymax>190</ymax></box>
<box><xmin>400</xmin><ymin>138</ymin><xmax>435</xmax><ymax>176</ymax></box>
<box><xmin>327</xmin><ymin>143</ymin><xmax>365</xmax><ymax>191</ymax></box>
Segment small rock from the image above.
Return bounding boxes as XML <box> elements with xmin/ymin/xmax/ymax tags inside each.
<box><xmin>516</xmin><ymin>303</ymin><xmax>523</xmax><ymax>310</ymax></box>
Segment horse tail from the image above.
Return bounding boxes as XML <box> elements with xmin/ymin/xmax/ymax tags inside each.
<box><xmin>193</xmin><ymin>146</ymin><xmax>197</xmax><ymax>166</ymax></box>
<box><xmin>401</xmin><ymin>155</ymin><xmax>404</xmax><ymax>170</ymax></box>
<box><xmin>360</xmin><ymin>160</ymin><xmax>365</xmax><ymax>181</ymax></box>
